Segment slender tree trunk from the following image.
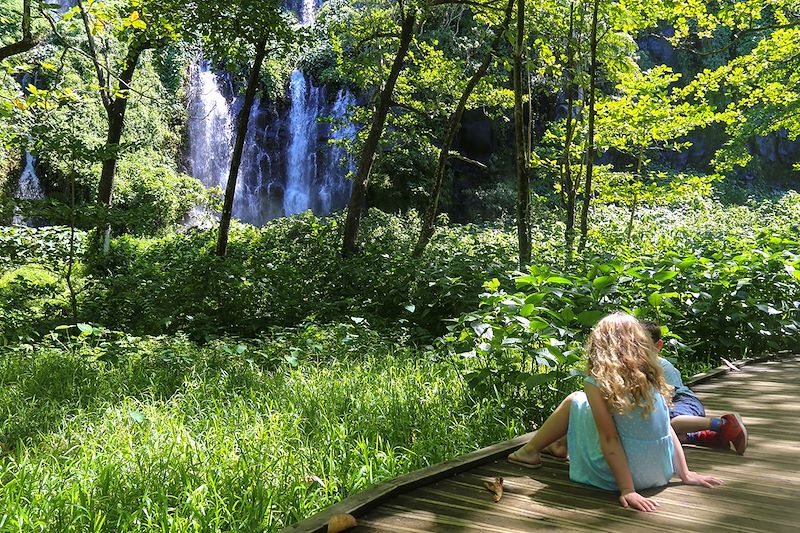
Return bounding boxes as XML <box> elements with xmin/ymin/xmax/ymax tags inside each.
<box><xmin>413</xmin><ymin>0</ymin><xmax>513</xmax><ymax>258</ymax></box>
<box><xmin>342</xmin><ymin>14</ymin><xmax>416</xmax><ymax>257</ymax></box>
<box><xmin>0</xmin><ymin>0</ymin><xmax>35</xmax><ymax>61</ymax></box>
<box><xmin>96</xmin><ymin>42</ymin><xmax>145</xmax><ymax>251</ymax></box>
<box><xmin>626</xmin><ymin>150</ymin><xmax>645</xmax><ymax>242</ymax></box>
<box><xmin>514</xmin><ymin>0</ymin><xmax>531</xmax><ymax>268</ymax></box>
<box><xmin>578</xmin><ymin>0</ymin><xmax>599</xmax><ymax>253</ymax></box>
<box><xmin>216</xmin><ymin>36</ymin><xmax>269</xmax><ymax>257</ymax></box>
<box><xmin>562</xmin><ymin>1</ymin><xmax>577</xmax><ymax>263</ymax></box>
<box><xmin>66</xmin><ymin>166</ymin><xmax>78</xmax><ymax>323</ymax></box>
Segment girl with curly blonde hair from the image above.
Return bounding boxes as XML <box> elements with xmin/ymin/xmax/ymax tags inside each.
<box><xmin>509</xmin><ymin>312</ymin><xmax>722</xmax><ymax>512</ymax></box>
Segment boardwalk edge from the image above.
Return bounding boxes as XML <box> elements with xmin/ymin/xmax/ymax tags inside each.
<box><xmin>280</xmin><ymin>350</ymin><xmax>795</xmax><ymax>532</ymax></box>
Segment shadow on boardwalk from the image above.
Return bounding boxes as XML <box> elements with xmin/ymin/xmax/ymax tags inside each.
<box><xmin>285</xmin><ymin>355</ymin><xmax>800</xmax><ymax>533</ymax></box>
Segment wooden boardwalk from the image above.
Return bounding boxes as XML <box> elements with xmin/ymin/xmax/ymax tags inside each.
<box><xmin>283</xmin><ymin>355</ymin><xmax>800</xmax><ymax>532</ymax></box>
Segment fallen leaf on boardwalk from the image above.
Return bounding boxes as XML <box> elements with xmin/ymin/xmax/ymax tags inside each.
<box><xmin>483</xmin><ymin>476</ymin><xmax>504</xmax><ymax>503</ymax></box>
<box><xmin>327</xmin><ymin>513</ymin><xmax>357</xmax><ymax>533</ymax></box>
<box><xmin>721</xmin><ymin>358</ymin><xmax>740</xmax><ymax>371</ymax></box>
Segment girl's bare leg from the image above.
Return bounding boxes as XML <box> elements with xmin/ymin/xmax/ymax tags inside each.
<box><xmin>542</xmin><ymin>436</ymin><xmax>569</xmax><ymax>459</ymax></box>
<box><xmin>508</xmin><ymin>392</ymin><xmax>578</xmax><ymax>465</ymax></box>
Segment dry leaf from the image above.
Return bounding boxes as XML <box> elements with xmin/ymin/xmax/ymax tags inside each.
<box><xmin>327</xmin><ymin>513</ymin><xmax>357</xmax><ymax>533</ymax></box>
<box><xmin>721</xmin><ymin>358</ymin><xmax>741</xmax><ymax>371</ymax></box>
<box><xmin>304</xmin><ymin>474</ymin><xmax>325</xmax><ymax>490</ymax></box>
<box><xmin>483</xmin><ymin>476</ymin><xmax>504</xmax><ymax>503</ymax></box>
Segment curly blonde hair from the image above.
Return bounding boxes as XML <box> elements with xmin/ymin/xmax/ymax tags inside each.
<box><xmin>586</xmin><ymin>312</ymin><xmax>672</xmax><ymax>415</ymax></box>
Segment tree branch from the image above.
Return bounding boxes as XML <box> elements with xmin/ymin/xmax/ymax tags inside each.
<box><xmin>39</xmin><ymin>8</ymin><xmax>160</xmax><ymax>104</ymax></box>
<box><xmin>0</xmin><ymin>0</ymin><xmax>38</xmax><ymax>61</ymax></box>
<box><xmin>679</xmin><ymin>21</ymin><xmax>799</xmax><ymax>57</ymax></box>
<box><xmin>390</xmin><ymin>100</ymin><xmax>434</xmax><ymax>119</ymax></box>
<box><xmin>76</xmin><ymin>0</ymin><xmax>111</xmax><ymax>110</ymax></box>
<box><xmin>448</xmin><ymin>152</ymin><xmax>488</xmax><ymax>168</ymax></box>
<box><xmin>429</xmin><ymin>0</ymin><xmax>504</xmax><ymax>11</ymax></box>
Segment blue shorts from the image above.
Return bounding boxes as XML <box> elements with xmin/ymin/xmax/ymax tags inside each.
<box><xmin>669</xmin><ymin>393</ymin><xmax>705</xmax><ymax>418</ymax></box>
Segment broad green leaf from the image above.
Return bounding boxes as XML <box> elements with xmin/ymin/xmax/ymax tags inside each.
<box><xmin>576</xmin><ymin>310</ymin><xmax>605</xmax><ymax>327</ymax></box>
<box><xmin>592</xmin><ymin>276</ymin><xmax>615</xmax><ymax>289</ymax></box>
<box><xmin>648</xmin><ymin>292</ymin><xmax>663</xmax><ymax>307</ymax></box>
<box><xmin>653</xmin><ymin>270</ymin><xmax>678</xmax><ymax>282</ymax></box>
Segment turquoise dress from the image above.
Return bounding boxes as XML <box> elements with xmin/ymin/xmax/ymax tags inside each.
<box><xmin>566</xmin><ymin>376</ymin><xmax>675</xmax><ymax>491</ymax></box>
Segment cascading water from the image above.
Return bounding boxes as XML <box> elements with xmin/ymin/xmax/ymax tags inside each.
<box><xmin>12</xmin><ymin>151</ymin><xmax>45</xmax><ymax>225</ymax></box>
<box><xmin>320</xmin><ymin>89</ymin><xmax>356</xmax><ymax>214</ymax></box>
<box><xmin>187</xmin><ymin>62</ymin><xmax>233</xmax><ymax>193</ymax></box>
<box><xmin>284</xmin><ymin>70</ymin><xmax>321</xmax><ymax>216</ymax></box>
<box><xmin>185</xmin><ymin>0</ymin><xmax>354</xmax><ymax>226</ymax></box>
<box><xmin>11</xmin><ymin>152</ymin><xmax>44</xmax><ymax>226</ymax></box>
<box><xmin>15</xmin><ymin>152</ymin><xmax>43</xmax><ymax>201</ymax></box>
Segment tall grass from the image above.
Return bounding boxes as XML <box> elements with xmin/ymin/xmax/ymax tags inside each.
<box><xmin>0</xmin><ymin>333</ymin><xmax>523</xmax><ymax>532</ymax></box>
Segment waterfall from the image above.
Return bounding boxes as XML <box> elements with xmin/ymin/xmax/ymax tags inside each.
<box><xmin>320</xmin><ymin>89</ymin><xmax>356</xmax><ymax>214</ymax></box>
<box><xmin>300</xmin><ymin>0</ymin><xmax>316</xmax><ymax>26</ymax></box>
<box><xmin>12</xmin><ymin>150</ymin><xmax>45</xmax><ymax>225</ymax></box>
<box><xmin>15</xmin><ymin>152</ymin><xmax>43</xmax><ymax>201</ymax></box>
<box><xmin>284</xmin><ymin>70</ymin><xmax>321</xmax><ymax>216</ymax></box>
<box><xmin>185</xmin><ymin>0</ymin><xmax>355</xmax><ymax>226</ymax></box>
<box><xmin>187</xmin><ymin>62</ymin><xmax>233</xmax><ymax>193</ymax></box>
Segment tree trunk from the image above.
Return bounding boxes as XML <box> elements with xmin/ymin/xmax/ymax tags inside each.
<box><xmin>514</xmin><ymin>0</ymin><xmax>530</xmax><ymax>268</ymax></box>
<box><xmin>562</xmin><ymin>1</ymin><xmax>577</xmax><ymax>263</ymax></box>
<box><xmin>342</xmin><ymin>14</ymin><xmax>416</xmax><ymax>258</ymax></box>
<box><xmin>413</xmin><ymin>0</ymin><xmax>513</xmax><ymax>258</ymax></box>
<box><xmin>626</xmin><ymin>150</ymin><xmax>645</xmax><ymax>242</ymax></box>
<box><xmin>96</xmin><ymin>42</ymin><xmax>145</xmax><ymax>250</ymax></box>
<box><xmin>578</xmin><ymin>0</ymin><xmax>599</xmax><ymax>253</ymax></box>
<box><xmin>0</xmin><ymin>0</ymin><xmax>35</xmax><ymax>61</ymax></box>
<box><xmin>216</xmin><ymin>36</ymin><xmax>269</xmax><ymax>257</ymax></box>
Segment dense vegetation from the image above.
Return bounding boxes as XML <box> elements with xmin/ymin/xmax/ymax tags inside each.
<box><xmin>1</xmin><ymin>0</ymin><xmax>799</xmax><ymax>530</ymax></box>
<box><xmin>1</xmin><ymin>187</ymin><xmax>798</xmax><ymax>529</ymax></box>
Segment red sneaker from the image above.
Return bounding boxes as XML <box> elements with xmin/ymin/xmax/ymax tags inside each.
<box><xmin>690</xmin><ymin>430</ymin><xmax>725</xmax><ymax>448</ymax></box>
<box><xmin>721</xmin><ymin>413</ymin><xmax>748</xmax><ymax>455</ymax></box>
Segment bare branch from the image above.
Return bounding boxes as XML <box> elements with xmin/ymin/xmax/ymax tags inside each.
<box><xmin>448</xmin><ymin>152</ymin><xmax>488</xmax><ymax>168</ymax></box>
<box><xmin>76</xmin><ymin>0</ymin><xmax>111</xmax><ymax>110</ymax></box>
<box><xmin>0</xmin><ymin>0</ymin><xmax>38</xmax><ymax>61</ymax></box>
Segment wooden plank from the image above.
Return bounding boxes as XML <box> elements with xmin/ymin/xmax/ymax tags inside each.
<box><xmin>282</xmin><ymin>353</ymin><xmax>799</xmax><ymax>532</ymax></box>
<box><xmin>279</xmin><ymin>431</ymin><xmax>536</xmax><ymax>533</ymax></box>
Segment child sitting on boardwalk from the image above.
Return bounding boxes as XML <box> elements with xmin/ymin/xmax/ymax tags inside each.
<box><xmin>640</xmin><ymin>321</ymin><xmax>748</xmax><ymax>454</ymax></box>
<box><xmin>508</xmin><ymin>312</ymin><xmax>722</xmax><ymax>512</ymax></box>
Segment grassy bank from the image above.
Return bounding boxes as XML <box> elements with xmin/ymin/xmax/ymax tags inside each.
<box><xmin>0</xmin><ymin>331</ymin><xmax>523</xmax><ymax>531</ymax></box>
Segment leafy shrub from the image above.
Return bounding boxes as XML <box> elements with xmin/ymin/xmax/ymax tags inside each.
<box><xmin>444</xmin><ymin>229</ymin><xmax>800</xmax><ymax>407</ymax></box>
<box><xmin>112</xmin><ymin>158</ymin><xmax>208</xmax><ymax>235</ymax></box>
<box><xmin>0</xmin><ymin>264</ymin><xmax>69</xmax><ymax>343</ymax></box>
<box><xmin>0</xmin><ymin>225</ymin><xmax>83</xmax><ymax>269</ymax></box>
<box><xmin>81</xmin><ymin>210</ymin><xmax>518</xmax><ymax>339</ymax></box>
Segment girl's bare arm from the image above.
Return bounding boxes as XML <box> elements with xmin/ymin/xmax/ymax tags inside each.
<box><xmin>585</xmin><ymin>382</ymin><xmax>659</xmax><ymax>512</ymax></box>
<box><xmin>670</xmin><ymin>426</ymin><xmax>724</xmax><ymax>488</ymax></box>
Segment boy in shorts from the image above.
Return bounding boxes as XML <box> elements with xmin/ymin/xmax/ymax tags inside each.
<box><xmin>641</xmin><ymin>321</ymin><xmax>748</xmax><ymax>455</ymax></box>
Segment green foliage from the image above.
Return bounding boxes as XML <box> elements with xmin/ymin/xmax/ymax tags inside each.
<box><xmin>444</xmin><ymin>192</ymin><xmax>800</xmax><ymax>407</ymax></box>
<box><xmin>0</xmin><ymin>263</ymin><xmax>68</xmax><ymax>343</ymax></box>
<box><xmin>111</xmin><ymin>158</ymin><xmax>207</xmax><ymax>235</ymax></box>
<box><xmin>667</xmin><ymin>0</ymin><xmax>800</xmax><ymax>174</ymax></box>
<box><xmin>0</xmin><ymin>328</ymin><xmax>523</xmax><ymax>531</ymax></box>
<box><xmin>81</xmin><ymin>210</ymin><xmax>517</xmax><ymax>340</ymax></box>
<box><xmin>596</xmin><ymin>65</ymin><xmax>715</xmax><ymax>164</ymax></box>
<box><xmin>0</xmin><ymin>224</ymin><xmax>83</xmax><ymax>269</ymax></box>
